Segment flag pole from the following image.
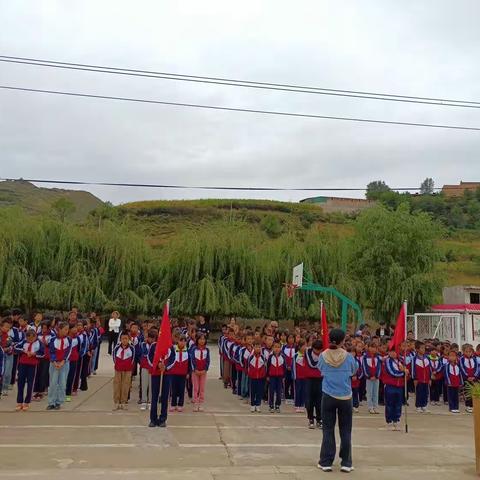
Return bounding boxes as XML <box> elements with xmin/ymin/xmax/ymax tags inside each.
<box><xmin>158</xmin><ymin>299</ymin><xmax>170</xmax><ymax>406</ymax></box>
<box><xmin>403</xmin><ymin>299</ymin><xmax>409</xmax><ymax>433</ymax></box>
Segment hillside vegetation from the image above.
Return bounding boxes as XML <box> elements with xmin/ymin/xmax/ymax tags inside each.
<box><xmin>0</xmin><ymin>180</ymin><xmax>103</xmax><ymax>221</ymax></box>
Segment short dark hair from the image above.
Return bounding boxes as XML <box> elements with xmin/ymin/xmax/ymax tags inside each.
<box><xmin>120</xmin><ymin>331</ymin><xmax>130</xmax><ymax>338</ymax></box>
<box><xmin>57</xmin><ymin>321</ymin><xmax>68</xmax><ymax>330</ymax></box>
<box><xmin>312</xmin><ymin>339</ymin><xmax>323</xmax><ymax>351</ymax></box>
<box><xmin>415</xmin><ymin>340</ymin><xmax>425</xmax><ymax>349</ymax></box>
<box><xmin>329</xmin><ymin>328</ymin><xmax>346</xmax><ymax>348</ymax></box>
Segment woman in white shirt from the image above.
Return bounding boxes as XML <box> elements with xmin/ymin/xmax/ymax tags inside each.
<box><xmin>108</xmin><ymin>311</ymin><xmax>122</xmax><ymax>355</ymax></box>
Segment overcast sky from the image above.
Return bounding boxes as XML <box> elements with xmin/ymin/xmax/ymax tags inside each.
<box><xmin>1</xmin><ymin>1</ymin><xmax>479</xmax><ymax>204</ymax></box>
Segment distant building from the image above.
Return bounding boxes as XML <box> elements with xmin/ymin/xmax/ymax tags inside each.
<box><xmin>442</xmin><ymin>181</ymin><xmax>480</xmax><ymax>197</ymax></box>
<box><xmin>443</xmin><ymin>285</ymin><xmax>480</xmax><ymax>305</ymax></box>
<box><xmin>300</xmin><ymin>196</ymin><xmax>375</xmax><ymax>214</ymax></box>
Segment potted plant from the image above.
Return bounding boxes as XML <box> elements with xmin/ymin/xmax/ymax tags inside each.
<box><xmin>465</xmin><ymin>382</ymin><xmax>480</xmax><ymax>475</ymax></box>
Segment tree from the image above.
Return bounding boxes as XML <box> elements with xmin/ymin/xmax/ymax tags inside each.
<box><xmin>420</xmin><ymin>178</ymin><xmax>435</xmax><ymax>194</ymax></box>
<box><xmin>352</xmin><ymin>203</ymin><xmax>442</xmax><ymax>323</ymax></box>
<box><xmin>366</xmin><ymin>180</ymin><xmax>391</xmax><ymax>200</ymax></box>
<box><xmin>51</xmin><ymin>198</ymin><xmax>76</xmax><ymax>223</ymax></box>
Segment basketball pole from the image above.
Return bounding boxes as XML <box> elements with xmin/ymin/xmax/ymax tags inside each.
<box><xmin>403</xmin><ymin>299</ymin><xmax>409</xmax><ymax>434</ymax></box>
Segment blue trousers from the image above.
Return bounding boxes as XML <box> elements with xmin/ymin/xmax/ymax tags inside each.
<box><xmin>430</xmin><ymin>379</ymin><xmax>442</xmax><ymax>402</ymax></box>
<box><xmin>170</xmin><ymin>375</ymin><xmax>186</xmax><ymax>407</ymax></box>
<box><xmin>48</xmin><ymin>361</ymin><xmax>69</xmax><ymax>406</ymax></box>
<box><xmin>447</xmin><ymin>386</ymin><xmax>459</xmax><ymax>411</ymax></box>
<box><xmin>269</xmin><ymin>376</ymin><xmax>283</xmax><ymax>408</ymax></box>
<box><xmin>17</xmin><ymin>364</ymin><xmax>37</xmax><ymax>404</ymax></box>
<box><xmin>150</xmin><ymin>374</ymin><xmax>171</xmax><ymax>425</ymax></box>
<box><xmin>352</xmin><ymin>387</ymin><xmax>360</xmax><ymax>408</ymax></box>
<box><xmin>295</xmin><ymin>379</ymin><xmax>306</xmax><ymax>407</ymax></box>
<box><xmin>241</xmin><ymin>371</ymin><xmax>249</xmax><ymax>398</ymax></box>
<box><xmin>415</xmin><ymin>382</ymin><xmax>429</xmax><ymax>408</ymax></box>
<box><xmin>1</xmin><ymin>354</ymin><xmax>13</xmax><ymax>392</ymax></box>
<box><xmin>66</xmin><ymin>360</ymin><xmax>78</xmax><ymax>396</ymax></box>
<box><xmin>250</xmin><ymin>378</ymin><xmax>265</xmax><ymax>406</ymax></box>
<box><xmin>384</xmin><ymin>385</ymin><xmax>403</xmax><ymax>423</ymax></box>
<box><xmin>237</xmin><ymin>371</ymin><xmax>243</xmax><ymax>398</ymax></box>
<box><xmin>284</xmin><ymin>369</ymin><xmax>294</xmax><ymax>400</ymax></box>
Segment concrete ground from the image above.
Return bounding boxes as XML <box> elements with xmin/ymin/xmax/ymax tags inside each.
<box><xmin>0</xmin><ymin>347</ymin><xmax>477</xmax><ymax>479</ymax></box>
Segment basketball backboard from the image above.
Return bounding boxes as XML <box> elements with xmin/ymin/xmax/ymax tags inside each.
<box><xmin>292</xmin><ymin>263</ymin><xmax>303</xmax><ymax>288</ymax></box>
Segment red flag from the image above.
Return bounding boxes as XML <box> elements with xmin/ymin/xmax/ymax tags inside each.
<box><xmin>152</xmin><ymin>301</ymin><xmax>173</xmax><ymax>369</ymax></box>
<box><xmin>388</xmin><ymin>302</ymin><xmax>406</xmax><ymax>353</ymax></box>
<box><xmin>321</xmin><ymin>302</ymin><xmax>329</xmax><ymax>351</ymax></box>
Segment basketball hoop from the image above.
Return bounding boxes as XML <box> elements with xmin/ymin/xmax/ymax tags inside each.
<box><xmin>284</xmin><ymin>283</ymin><xmax>299</xmax><ymax>299</ymax></box>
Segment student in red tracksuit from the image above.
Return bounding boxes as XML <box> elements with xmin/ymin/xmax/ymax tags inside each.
<box><xmin>350</xmin><ymin>350</ymin><xmax>363</xmax><ymax>413</ymax></box>
<box><xmin>65</xmin><ymin>324</ymin><xmax>80</xmax><ymax>402</ymax></box>
<box><xmin>429</xmin><ymin>347</ymin><xmax>443</xmax><ymax>406</ymax></box>
<box><xmin>383</xmin><ymin>348</ymin><xmax>406</xmax><ymax>430</ymax></box>
<box><xmin>14</xmin><ymin>330</ymin><xmax>45</xmax><ymax>411</ymax></box>
<box><xmin>190</xmin><ymin>334</ymin><xmax>210</xmax><ymax>412</ymax></box>
<box><xmin>139</xmin><ymin>329</ymin><xmax>156</xmax><ymax>410</ymax></box>
<box><xmin>282</xmin><ymin>334</ymin><xmax>296</xmax><ymax>404</ymax></box>
<box><xmin>169</xmin><ymin>335</ymin><xmax>190</xmax><ymax>412</ymax></box>
<box><xmin>267</xmin><ymin>341</ymin><xmax>286</xmax><ymax>413</ymax></box>
<box><xmin>445</xmin><ymin>351</ymin><xmax>463</xmax><ymax>413</ymax></box>
<box><xmin>292</xmin><ymin>340</ymin><xmax>307</xmax><ymax>413</ymax></box>
<box><xmin>412</xmin><ymin>341</ymin><xmax>431</xmax><ymax>412</ymax></box>
<box><xmin>112</xmin><ymin>331</ymin><xmax>135</xmax><ymax>410</ymax></box>
<box><xmin>305</xmin><ymin>339</ymin><xmax>323</xmax><ymax>429</ymax></box>
<box><xmin>459</xmin><ymin>344</ymin><xmax>479</xmax><ymax>413</ymax></box>
<box><xmin>33</xmin><ymin>321</ymin><xmax>52</xmax><ymax>400</ymax></box>
<box><xmin>247</xmin><ymin>341</ymin><xmax>266</xmax><ymax>413</ymax></box>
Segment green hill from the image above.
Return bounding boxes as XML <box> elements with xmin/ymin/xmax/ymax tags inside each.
<box><xmin>120</xmin><ymin>199</ymin><xmax>480</xmax><ymax>289</ymax></box>
<box><xmin>0</xmin><ymin>180</ymin><xmax>103</xmax><ymax>221</ymax></box>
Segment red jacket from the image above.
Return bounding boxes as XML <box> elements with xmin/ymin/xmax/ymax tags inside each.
<box><xmin>169</xmin><ymin>347</ymin><xmax>190</xmax><ymax>376</ymax></box>
<box><xmin>113</xmin><ymin>344</ymin><xmax>135</xmax><ymax>372</ymax></box>
<box><xmin>247</xmin><ymin>353</ymin><xmax>266</xmax><ymax>379</ymax></box>
<box><xmin>267</xmin><ymin>354</ymin><xmax>286</xmax><ymax>377</ymax></box>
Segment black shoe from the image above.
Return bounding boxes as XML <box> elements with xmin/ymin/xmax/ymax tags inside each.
<box><xmin>148</xmin><ymin>422</ymin><xmax>157</xmax><ymax>428</ymax></box>
<box><xmin>46</xmin><ymin>405</ymin><xmax>55</xmax><ymax>410</ymax></box>
<box><xmin>54</xmin><ymin>404</ymin><xmax>61</xmax><ymax>410</ymax></box>
<box><xmin>308</xmin><ymin>420</ymin><xmax>315</xmax><ymax>429</ymax></box>
<box><xmin>317</xmin><ymin>421</ymin><xmax>323</xmax><ymax>429</ymax></box>
<box><xmin>158</xmin><ymin>421</ymin><xmax>166</xmax><ymax>428</ymax></box>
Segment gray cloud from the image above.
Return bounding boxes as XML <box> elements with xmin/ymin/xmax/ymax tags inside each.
<box><xmin>1</xmin><ymin>0</ymin><xmax>479</xmax><ymax>204</ymax></box>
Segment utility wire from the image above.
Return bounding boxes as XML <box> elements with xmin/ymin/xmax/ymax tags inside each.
<box><xmin>0</xmin><ymin>177</ymin><xmax>461</xmax><ymax>192</ymax></box>
<box><xmin>1</xmin><ymin>55</ymin><xmax>480</xmax><ymax>109</ymax></box>
<box><xmin>1</xmin><ymin>84</ymin><xmax>480</xmax><ymax>132</ymax></box>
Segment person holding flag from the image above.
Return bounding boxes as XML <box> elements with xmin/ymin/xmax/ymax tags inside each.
<box><xmin>148</xmin><ymin>301</ymin><xmax>175</xmax><ymax>428</ymax></box>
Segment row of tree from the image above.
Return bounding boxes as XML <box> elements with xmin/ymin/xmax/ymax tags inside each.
<box><xmin>366</xmin><ymin>179</ymin><xmax>480</xmax><ymax>229</ymax></box>
<box><xmin>0</xmin><ymin>201</ymin><xmax>442</xmax><ymax>323</ymax></box>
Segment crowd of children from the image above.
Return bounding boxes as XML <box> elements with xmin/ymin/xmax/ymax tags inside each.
<box><xmin>2</xmin><ymin>310</ymin><xmax>479</xmax><ymax>432</ymax></box>
<box><xmin>218</xmin><ymin>321</ymin><xmax>480</xmax><ymax>431</ymax></box>
<box><xmin>0</xmin><ymin>309</ymin><xmax>103</xmax><ymax>411</ymax></box>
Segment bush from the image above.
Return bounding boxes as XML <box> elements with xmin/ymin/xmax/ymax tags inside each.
<box><xmin>261</xmin><ymin>215</ymin><xmax>284</xmax><ymax>238</ymax></box>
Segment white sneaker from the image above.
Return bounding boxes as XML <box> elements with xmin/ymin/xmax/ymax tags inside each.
<box><xmin>250</xmin><ymin>406</ymin><xmax>255</xmax><ymax>413</ymax></box>
<box><xmin>317</xmin><ymin>464</ymin><xmax>333</xmax><ymax>472</ymax></box>
<box><xmin>393</xmin><ymin>422</ymin><xmax>400</xmax><ymax>431</ymax></box>
<box><xmin>466</xmin><ymin>407</ymin><xmax>473</xmax><ymax>413</ymax></box>
<box><xmin>353</xmin><ymin>407</ymin><xmax>359</xmax><ymax>413</ymax></box>
<box><xmin>340</xmin><ymin>466</ymin><xmax>354</xmax><ymax>473</ymax></box>
<box><xmin>255</xmin><ymin>406</ymin><xmax>261</xmax><ymax>413</ymax></box>
<box><xmin>416</xmin><ymin>407</ymin><xmax>422</xmax><ymax>413</ymax></box>
<box><xmin>451</xmin><ymin>409</ymin><xmax>460</xmax><ymax>414</ymax></box>
<box><xmin>140</xmin><ymin>403</ymin><xmax>147</xmax><ymax>411</ymax></box>
<box><xmin>422</xmin><ymin>407</ymin><xmax>430</xmax><ymax>413</ymax></box>
<box><xmin>369</xmin><ymin>408</ymin><xmax>375</xmax><ymax>414</ymax></box>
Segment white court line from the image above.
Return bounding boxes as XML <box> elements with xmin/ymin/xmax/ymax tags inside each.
<box><xmin>0</xmin><ymin>424</ymin><xmax>413</xmax><ymax>431</ymax></box>
<box><xmin>0</xmin><ymin>443</ymin><xmax>469</xmax><ymax>449</ymax></box>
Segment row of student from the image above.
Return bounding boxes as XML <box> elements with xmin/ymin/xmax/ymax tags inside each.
<box><xmin>218</xmin><ymin>326</ymin><xmax>479</xmax><ymax>429</ymax></box>
<box><xmin>0</xmin><ymin>315</ymin><xmax>104</xmax><ymax>411</ymax></box>
<box><xmin>111</xmin><ymin>327</ymin><xmax>211</xmax><ymax>426</ymax></box>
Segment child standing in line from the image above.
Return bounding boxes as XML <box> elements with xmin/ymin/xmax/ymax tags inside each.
<box><xmin>267</xmin><ymin>341</ymin><xmax>286</xmax><ymax>413</ymax></box>
<box><xmin>112</xmin><ymin>331</ymin><xmax>135</xmax><ymax>410</ymax></box>
<box><xmin>47</xmin><ymin>322</ymin><xmax>72</xmax><ymax>410</ymax></box>
<box><xmin>362</xmin><ymin>342</ymin><xmax>381</xmax><ymax>414</ymax></box>
<box><xmin>248</xmin><ymin>341</ymin><xmax>266</xmax><ymax>413</ymax></box>
<box><xmin>292</xmin><ymin>340</ymin><xmax>307</xmax><ymax>413</ymax></box>
<box><xmin>240</xmin><ymin>333</ymin><xmax>254</xmax><ymax>401</ymax></box>
<box><xmin>76</xmin><ymin>320</ymin><xmax>90</xmax><ymax>393</ymax></box>
<box><xmin>190</xmin><ymin>333</ymin><xmax>210</xmax><ymax>412</ymax></box>
<box><xmin>14</xmin><ymin>329</ymin><xmax>44</xmax><ymax>411</ymax></box>
<box><xmin>429</xmin><ymin>346</ymin><xmax>443</xmax><ymax>406</ymax></box>
<box><xmin>33</xmin><ymin>321</ymin><xmax>52</xmax><ymax>400</ymax></box>
<box><xmin>65</xmin><ymin>324</ymin><xmax>80</xmax><ymax>402</ymax></box>
<box><xmin>139</xmin><ymin>329</ymin><xmax>156</xmax><ymax>410</ymax></box>
<box><xmin>222</xmin><ymin>328</ymin><xmax>235</xmax><ymax>389</ymax></box>
<box><xmin>0</xmin><ymin>318</ymin><xmax>17</xmax><ymax>396</ymax></box>
<box><xmin>445</xmin><ymin>350</ymin><xmax>463</xmax><ymax>413</ymax></box>
<box><xmin>305</xmin><ymin>339</ymin><xmax>323</xmax><ymax>429</ymax></box>
<box><xmin>169</xmin><ymin>335</ymin><xmax>190</xmax><ymax>412</ymax></box>
<box><xmin>412</xmin><ymin>341</ymin><xmax>431</xmax><ymax>413</ymax></box>
<box><xmin>351</xmin><ymin>349</ymin><xmax>363</xmax><ymax>413</ymax></box>
<box><xmin>282</xmin><ymin>334</ymin><xmax>296</xmax><ymax>404</ymax></box>
<box><xmin>383</xmin><ymin>347</ymin><xmax>405</xmax><ymax>430</ymax></box>
<box><xmin>459</xmin><ymin>343</ymin><xmax>478</xmax><ymax>414</ymax></box>
<box><xmin>218</xmin><ymin>324</ymin><xmax>227</xmax><ymax>381</ymax></box>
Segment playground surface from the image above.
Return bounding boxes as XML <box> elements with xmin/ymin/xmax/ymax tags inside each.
<box><xmin>0</xmin><ymin>347</ymin><xmax>476</xmax><ymax>480</ymax></box>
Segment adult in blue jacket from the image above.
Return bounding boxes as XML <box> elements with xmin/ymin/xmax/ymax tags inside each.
<box><xmin>317</xmin><ymin>328</ymin><xmax>357</xmax><ymax>474</ymax></box>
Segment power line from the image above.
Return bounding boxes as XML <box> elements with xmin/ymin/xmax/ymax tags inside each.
<box><xmin>0</xmin><ymin>177</ymin><xmax>457</xmax><ymax>192</ymax></box>
<box><xmin>2</xmin><ymin>84</ymin><xmax>480</xmax><ymax>132</ymax></box>
<box><xmin>1</xmin><ymin>55</ymin><xmax>480</xmax><ymax>109</ymax></box>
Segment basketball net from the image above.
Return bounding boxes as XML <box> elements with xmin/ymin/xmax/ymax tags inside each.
<box><xmin>284</xmin><ymin>283</ymin><xmax>298</xmax><ymax>299</ymax></box>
